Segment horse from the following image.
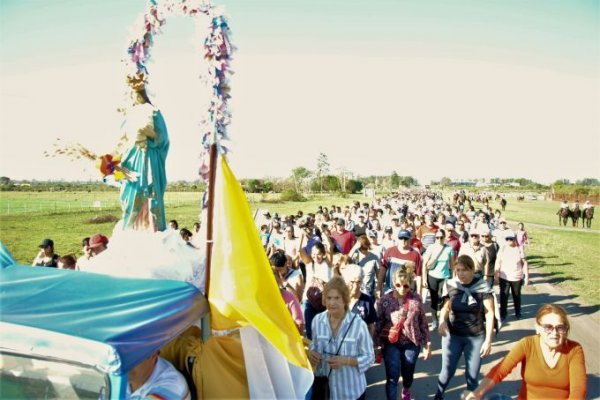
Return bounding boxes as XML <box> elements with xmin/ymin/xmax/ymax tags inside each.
<box><xmin>500</xmin><ymin>198</ymin><xmax>507</xmax><ymax>211</ymax></box>
<box><xmin>557</xmin><ymin>207</ymin><xmax>570</xmax><ymax>226</ymax></box>
<box><xmin>582</xmin><ymin>206</ymin><xmax>594</xmax><ymax>228</ymax></box>
<box><xmin>570</xmin><ymin>205</ymin><xmax>581</xmax><ymax>227</ymax></box>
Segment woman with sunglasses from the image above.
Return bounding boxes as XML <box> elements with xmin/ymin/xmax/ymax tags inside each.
<box><xmin>462</xmin><ymin>304</ymin><xmax>586</xmax><ymax>399</ymax></box>
<box><xmin>377</xmin><ymin>267</ymin><xmax>431</xmax><ymax>400</ymax></box>
<box><xmin>495</xmin><ymin>230</ymin><xmax>529</xmax><ymax>321</ymax></box>
<box><xmin>422</xmin><ymin>229</ymin><xmax>455</xmax><ymax>329</ymax></box>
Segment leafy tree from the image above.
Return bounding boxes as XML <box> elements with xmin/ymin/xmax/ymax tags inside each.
<box><xmin>337</xmin><ymin>166</ymin><xmax>352</xmax><ymax>193</ymax></box>
<box><xmin>291</xmin><ymin>166</ymin><xmax>312</xmax><ymax>193</ymax></box>
<box><xmin>263</xmin><ymin>180</ymin><xmax>274</xmax><ymax>193</ymax></box>
<box><xmin>316</xmin><ymin>153</ymin><xmax>330</xmax><ymax>193</ymax></box>
<box><xmin>576</xmin><ymin>178</ymin><xmax>600</xmax><ymax>186</ymax></box>
<box><xmin>346</xmin><ymin>179</ymin><xmax>364</xmax><ymax>193</ymax></box>
<box><xmin>399</xmin><ymin>176</ymin><xmax>418</xmax><ymax>187</ymax></box>
<box><xmin>246</xmin><ymin>179</ymin><xmax>264</xmax><ymax>193</ymax></box>
<box><xmin>390</xmin><ymin>171</ymin><xmax>400</xmax><ymax>189</ymax></box>
<box><xmin>553</xmin><ymin>179</ymin><xmax>570</xmax><ymax>187</ymax></box>
<box><xmin>0</xmin><ymin>176</ymin><xmax>10</xmax><ymax>185</ymax></box>
<box><xmin>440</xmin><ymin>177</ymin><xmax>452</xmax><ymax>186</ymax></box>
<box><xmin>323</xmin><ymin>175</ymin><xmax>340</xmax><ymax>192</ymax></box>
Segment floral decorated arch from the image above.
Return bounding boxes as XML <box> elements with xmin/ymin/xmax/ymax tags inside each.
<box><xmin>124</xmin><ymin>0</ymin><xmax>233</xmax><ymax>183</ymax></box>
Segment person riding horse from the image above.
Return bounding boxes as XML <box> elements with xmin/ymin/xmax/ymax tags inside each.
<box><xmin>582</xmin><ymin>202</ymin><xmax>595</xmax><ymax>228</ymax></box>
<box><xmin>556</xmin><ymin>201</ymin><xmax>570</xmax><ymax>227</ymax></box>
<box><xmin>570</xmin><ymin>201</ymin><xmax>581</xmax><ymax>227</ymax></box>
<box><xmin>500</xmin><ymin>197</ymin><xmax>507</xmax><ymax>211</ymax></box>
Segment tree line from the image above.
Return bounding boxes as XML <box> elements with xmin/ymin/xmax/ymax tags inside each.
<box><xmin>1</xmin><ymin>152</ymin><xmax>597</xmax><ymax>197</ymax></box>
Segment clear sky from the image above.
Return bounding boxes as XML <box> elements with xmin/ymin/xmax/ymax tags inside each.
<box><xmin>1</xmin><ymin>0</ymin><xmax>598</xmax><ymax>184</ymax></box>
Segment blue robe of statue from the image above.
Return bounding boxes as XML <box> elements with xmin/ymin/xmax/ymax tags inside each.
<box><xmin>119</xmin><ymin>104</ymin><xmax>169</xmax><ymax>231</ymax></box>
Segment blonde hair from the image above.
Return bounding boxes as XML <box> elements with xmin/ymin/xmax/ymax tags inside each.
<box><xmin>393</xmin><ymin>266</ymin><xmax>414</xmax><ymax>285</ymax></box>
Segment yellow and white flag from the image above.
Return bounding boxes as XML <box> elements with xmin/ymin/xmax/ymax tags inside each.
<box><xmin>208</xmin><ymin>155</ymin><xmax>313</xmax><ymax>399</ymax></box>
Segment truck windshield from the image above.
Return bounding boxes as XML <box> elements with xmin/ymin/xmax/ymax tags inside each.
<box><xmin>0</xmin><ymin>352</ymin><xmax>108</xmax><ymax>399</ymax></box>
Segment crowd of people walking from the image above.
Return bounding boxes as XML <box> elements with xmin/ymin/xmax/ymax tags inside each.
<box><xmin>257</xmin><ymin>190</ymin><xmax>587</xmax><ymax>399</ymax></box>
<box><xmin>29</xmin><ymin>189</ymin><xmax>588</xmax><ymax>399</ymax></box>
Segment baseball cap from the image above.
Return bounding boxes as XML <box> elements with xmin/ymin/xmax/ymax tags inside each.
<box><xmin>39</xmin><ymin>238</ymin><xmax>54</xmax><ymax>248</ymax></box>
<box><xmin>504</xmin><ymin>230</ymin><xmax>516</xmax><ymax>240</ymax></box>
<box><xmin>88</xmin><ymin>234</ymin><xmax>109</xmax><ymax>248</ymax></box>
<box><xmin>384</xmin><ymin>226</ymin><xmax>393</xmax><ymax>233</ymax></box>
<box><xmin>367</xmin><ymin>230</ymin><xmax>378</xmax><ymax>239</ymax></box>
<box><xmin>336</xmin><ymin>218</ymin><xmax>346</xmax><ymax>226</ymax></box>
<box><xmin>398</xmin><ymin>229</ymin><xmax>412</xmax><ymax>239</ymax></box>
<box><xmin>445</xmin><ymin>223</ymin><xmax>455</xmax><ymax>230</ymax></box>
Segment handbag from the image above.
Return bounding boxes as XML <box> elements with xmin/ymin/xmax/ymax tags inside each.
<box><xmin>306</xmin><ymin>263</ymin><xmax>326</xmax><ymax>311</ymax></box>
<box><xmin>311</xmin><ymin>314</ymin><xmax>358</xmax><ymax>400</ymax></box>
<box><xmin>388</xmin><ymin>293</ymin><xmax>410</xmax><ymax>343</ymax></box>
<box><xmin>311</xmin><ymin>376</ymin><xmax>330</xmax><ymax>400</ymax></box>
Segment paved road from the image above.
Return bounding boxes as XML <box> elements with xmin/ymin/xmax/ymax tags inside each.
<box><xmin>365</xmin><ymin>269</ymin><xmax>600</xmax><ymax>399</ymax></box>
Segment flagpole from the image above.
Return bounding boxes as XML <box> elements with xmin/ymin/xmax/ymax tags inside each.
<box><xmin>204</xmin><ymin>142</ymin><xmax>218</xmax><ymax>296</ymax></box>
<box><xmin>201</xmin><ymin>142</ymin><xmax>218</xmax><ymax>341</ymax></box>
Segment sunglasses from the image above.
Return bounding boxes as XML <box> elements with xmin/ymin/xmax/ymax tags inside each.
<box><xmin>541</xmin><ymin>324</ymin><xmax>567</xmax><ymax>334</ymax></box>
<box><xmin>505</xmin><ymin>237</ymin><xmax>515</xmax><ymax>241</ymax></box>
<box><xmin>481</xmin><ymin>235</ymin><xmax>490</xmax><ymax>238</ymax></box>
<box><xmin>435</xmin><ymin>236</ymin><xmax>444</xmax><ymax>239</ymax></box>
<box><xmin>394</xmin><ymin>283</ymin><xmax>410</xmax><ymax>289</ymax></box>
<box><xmin>470</xmin><ymin>235</ymin><xmax>480</xmax><ymax>238</ymax></box>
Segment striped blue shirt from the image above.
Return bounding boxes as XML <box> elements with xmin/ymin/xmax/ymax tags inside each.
<box><xmin>310</xmin><ymin>310</ymin><xmax>375</xmax><ymax>399</ymax></box>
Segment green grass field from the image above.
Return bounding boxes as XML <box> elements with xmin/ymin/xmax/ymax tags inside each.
<box><xmin>1</xmin><ymin>192</ymin><xmax>598</xmax><ymax>305</ymax></box>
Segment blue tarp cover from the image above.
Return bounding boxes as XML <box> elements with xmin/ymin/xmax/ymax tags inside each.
<box><xmin>0</xmin><ymin>265</ymin><xmax>206</xmax><ymax>373</ymax></box>
<box><xmin>0</xmin><ymin>241</ymin><xmax>17</xmax><ymax>268</ymax></box>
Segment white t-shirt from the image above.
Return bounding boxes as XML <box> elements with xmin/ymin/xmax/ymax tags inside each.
<box><xmin>497</xmin><ymin>245</ymin><xmax>525</xmax><ymax>282</ymax></box>
<box><xmin>282</xmin><ymin>236</ymin><xmax>301</xmax><ymax>259</ymax></box>
<box><xmin>303</xmin><ymin>261</ymin><xmax>333</xmax><ymax>300</ymax></box>
<box><xmin>128</xmin><ymin>357</ymin><xmax>190</xmax><ymax>400</ymax></box>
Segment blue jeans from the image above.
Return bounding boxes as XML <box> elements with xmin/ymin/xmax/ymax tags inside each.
<box><xmin>436</xmin><ymin>333</ymin><xmax>485</xmax><ymax>397</ymax></box>
<box><xmin>383</xmin><ymin>341</ymin><xmax>421</xmax><ymax>400</ymax></box>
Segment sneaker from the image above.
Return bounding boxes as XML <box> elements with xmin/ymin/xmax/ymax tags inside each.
<box><xmin>401</xmin><ymin>389</ymin><xmax>411</xmax><ymax>400</ymax></box>
<box><xmin>431</xmin><ymin>319</ymin><xmax>439</xmax><ymax>330</ymax></box>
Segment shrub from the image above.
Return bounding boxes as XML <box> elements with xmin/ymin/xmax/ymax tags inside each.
<box><xmin>280</xmin><ymin>189</ymin><xmax>306</xmax><ymax>202</ymax></box>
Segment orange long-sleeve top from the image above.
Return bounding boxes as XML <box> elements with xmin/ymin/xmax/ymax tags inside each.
<box><xmin>485</xmin><ymin>335</ymin><xmax>586</xmax><ymax>399</ymax></box>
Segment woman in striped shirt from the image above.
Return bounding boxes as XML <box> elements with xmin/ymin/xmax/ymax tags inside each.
<box><xmin>309</xmin><ymin>277</ymin><xmax>375</xmax><ymax>399</ymax></box>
